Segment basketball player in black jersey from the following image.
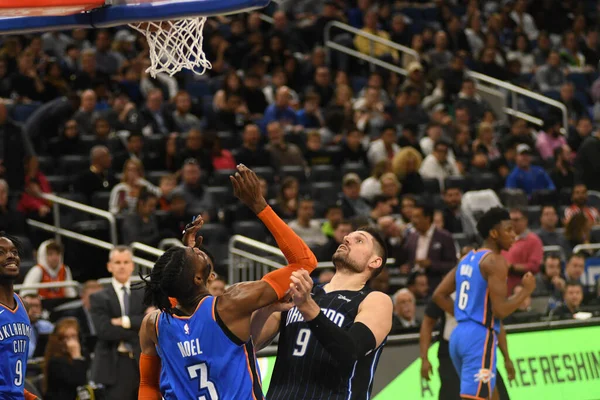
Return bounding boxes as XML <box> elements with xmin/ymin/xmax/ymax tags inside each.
<box><xmin>251</xmin><ymin>227</ymin><xmax>393</xmax><ymax>399</ymax></box>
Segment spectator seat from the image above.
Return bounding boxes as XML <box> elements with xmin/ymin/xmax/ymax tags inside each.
<box><xmin>310</xmin><ymin>165</ymin><xmax>338</xmax><ymax>183</ymax></box>
<box><xmin>280</xmin><ymin>165</ymin><xmax>307</xmax><ymax>182</ymax></box>
<box><xmin>91</xmin><ymin>191</ymin><xmax>111</xmax><ymax>211</ymax></box>
<box><xmin>342</xmin><ymin>163</ymin><xmax>369</xmax><ymax>181</ymax></box>
<box><xmin>422</xmin><ymin>178</ymin><xmax>441</xmax><ymax>194</ymax></box>
<box><xmin>59</xmin><ymin>155</ymin><xmax>89</xmax><ymax>176</ymax></box>
<box><xmin>45</xmin><ymin>175</ymin><xmax>71</xmax><ymax>192</ymax></box>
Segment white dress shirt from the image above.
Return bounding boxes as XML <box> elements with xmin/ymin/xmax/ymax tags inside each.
<box><xmin>416</xmin><ymin>224</ymin><xmax>436</xmax><ymax>261</ymax></box>
<box><xmin>111</xmin><ymin>278</ymin><xmax>132</xmax><ymax>353</ymax></box>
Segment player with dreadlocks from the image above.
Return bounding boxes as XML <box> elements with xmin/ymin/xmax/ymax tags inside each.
<box><xmin>137</xmin><ymin>164</ymin><xmax>318</xmax><ymax>400</ymax></box>
<box><xmin>0</xmin><ymin>233</ymin><xmax>39</xmax><ymax>399</ymax></box>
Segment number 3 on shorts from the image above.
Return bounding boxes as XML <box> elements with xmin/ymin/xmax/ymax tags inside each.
<box><xmin>458</xmin><ymin>281</ymin><xmax>470</xmax><ymax>310</ymax></box>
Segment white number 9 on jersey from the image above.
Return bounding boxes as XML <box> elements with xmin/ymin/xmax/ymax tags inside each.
<box><xmin>458</xmin><ymin>281</ymin><xmax>470</xmax><ymax>310</ymax></box>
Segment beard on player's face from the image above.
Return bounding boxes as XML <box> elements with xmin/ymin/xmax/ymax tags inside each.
<box><xmin>332</xmin><ymin>251</ymin><xmax>363</xmax><ymax>273</ymax></box>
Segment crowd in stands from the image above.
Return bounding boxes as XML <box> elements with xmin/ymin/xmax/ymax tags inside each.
<box><xmin>2</xmin><ymin>0</ymin><xmax>600</xmax><ymax>397</ymax></box>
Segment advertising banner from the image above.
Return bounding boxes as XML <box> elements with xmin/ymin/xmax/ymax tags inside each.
<box><xmin>259</xmin><ymin>325</ymin><xmax>600</xmax><ymax>399</ymax></box>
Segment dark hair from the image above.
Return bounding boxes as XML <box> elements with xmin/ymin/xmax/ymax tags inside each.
<box><xmin>541</xmin><ymin>204</ymin><xmax>557</xmax><ymax>214</ymax></box>
<box><xmin>433</xmin><ymin>139</ymin><xmax>450</xmax><ymax>151</ymax></box>
<box><xmin>414</xmin><ymin>202</ymin><xmax>434</xmax><ymax>219</ymax></box>
<box><xmin>0</xmin><ymin>232</ymin><xmax>21</xmax><ymax>255</ymax></box>
<box><xmin>568</xmin><ymin>252</ymin><xmax>586</xmax><ymax>263</ymax></box>
<box><xmin>356</xmin><ymin>226</ymin><xmax>388</xmax><ymax>279</ymax></box>
<box><xmin>476</xmin><ymin>207</ymin><xmax>510</xmax><ymax>238</ymax></box>
<box><xmin>444</xmin><ymin>182</ymin><xmax>462</xmax><ymax>193</ymax></box>
<box><xmin>565</xmin><ymin>280</ymin><xmax>583</xmax><ymax>291</ymax></box>
<box><xmin>139</xmin><ymin>247</ymin><xmax>203</xmax><ymax>315</ymax></box>
<box><xmin>402</xmin><ymin>124</ymin><xmax>418</xmax><ymax>134</ymax></box>
<box><xmin>46</xmin><ymin>240</ymin><xmax>63</xmax><ymax>254</ymax></box>
<box><xmin>407</xmin><ymin>270</ymin><xmax>426</xmax><ymax>287</ymax></box>
<box><xmin>509</xmin><ymin>207</ymin><xmax>526</xmax><ymax>219</ymax></box>
<box><xmin>381</xmin><ymin>123</ymin><xmax>397</xmax><ymax>134</ymax></box>
<box><xmin>372</xmin><ymin>195</ymin><xmax>392</xmax><ymax>207</ymax></box>
<box><xmin>544</xmin><ymin>252</ymin><xmax>561</xmax><ymax>262</ymax></box>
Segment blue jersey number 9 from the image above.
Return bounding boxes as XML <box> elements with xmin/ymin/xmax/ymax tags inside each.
<box><xmin>14</xmin><ymin>360</ymin><xmax>22</xmax><ymax>386</ymax></box>
<box><xmin>187</xmin><ymin>362</ymin><xmax>219</xmax><ymax>400</ymax></box>
<box><xmin>458</xmin><ymin>281</ymin><xmax>470</xmax><ymax>310</ymax></box>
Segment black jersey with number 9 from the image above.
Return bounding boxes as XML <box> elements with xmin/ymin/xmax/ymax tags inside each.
<box><xmin>266</xmin><ymin>284</ymin><xmax>386</xmax><ymax>400</ymax></box>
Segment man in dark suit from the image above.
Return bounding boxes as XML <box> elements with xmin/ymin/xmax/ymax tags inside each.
<box><xmin>90</xmin><ymin>246</ymin><xmax>145</xmax><ymax>400</ymax></box>
<box><xmin>398</xmin><ymin>203</ymin><xmax>457</xmax><ymax>293</ymax></box>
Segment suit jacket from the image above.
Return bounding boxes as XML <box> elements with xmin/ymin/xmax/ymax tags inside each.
<box><xmin>399</xmin><ymin>227</ymin><xmax>457</xmax><ymax>292</ymax></box>
<box><xmin>89</xmin><ymin>285</ymin><xmax>145</xmax><ymax>386</ymax></box>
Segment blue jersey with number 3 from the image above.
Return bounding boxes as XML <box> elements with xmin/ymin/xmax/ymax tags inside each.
<box><xmin>454</xmin><ymin>250</ymin><xmax>500</xmax><ymax>333</ymax></box>
<box><xmin>0</xmin><ymin>294</ymin><xmax>31</xmax><ymax>399</ymax></box>
<box><xmin>156</xmin><ymin>295</ymin><xmax>263</xmax><ymax>400</ymax></box>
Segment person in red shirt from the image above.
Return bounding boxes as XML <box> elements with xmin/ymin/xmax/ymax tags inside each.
<box><xmin>17</xmin><ymin>156</ymin><xmax>52</xmax><ymax>219</ymax></box>
<box><xmin>564</xmin><ymin>183</ymin><xmax>600</xmax><ymax>224</ymax></box>
<box><xmin>503</xmin><ymin>207</ymin><xmax>544</xmax><ymax>295</ymax></box>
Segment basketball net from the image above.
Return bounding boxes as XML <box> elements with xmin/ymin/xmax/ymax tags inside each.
<box><xmin>129</xmin><ymin>17</ymin><xmax>212</xmax><ymax>78</ymax></box>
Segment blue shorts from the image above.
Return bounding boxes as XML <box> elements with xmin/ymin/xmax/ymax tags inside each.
<box><xmin>449</xmin><ymin>321</ymin><xmax>497</xmax><ymax>400</ymax></box>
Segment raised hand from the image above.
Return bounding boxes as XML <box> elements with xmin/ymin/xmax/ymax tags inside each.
<box><xmin>230</xmin><ymin>164</ymin><xmax>268</xmax><ymax>214</ymax></box>
<box><xmin>182</xmin><ymin>214</ymin><xmax>204</xmax><ymax>248</ymax></box>
<box><xmin>521</xmin><ymin>272</ymin><xmax>536</xmax><ymax>294</ymax></box>
<box><xmin>289</xmin><ymin>270</ymin><xmax>314</xmax><ymax>308</ymax></box>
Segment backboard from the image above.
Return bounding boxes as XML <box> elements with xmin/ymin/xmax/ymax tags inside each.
<box><xmin>0</xmin><ymin>0</ymin><xmax>271</xmax><ymax>35</ymax></box>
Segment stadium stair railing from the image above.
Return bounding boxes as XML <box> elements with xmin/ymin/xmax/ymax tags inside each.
<box><xmin>321</xmin><ymin>20</ymin><xmax>568</xmax><ymax>132</ymax></box>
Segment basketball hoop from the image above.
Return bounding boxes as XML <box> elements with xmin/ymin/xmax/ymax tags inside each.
<box><xmin>129</xmin><ymin>17</ymin><xmax>212</xmax><ymax>78</ymax></box>
<box><xmin>0</xmin><ymin>0</ymin><xmax>272</xmax><ymax>75</ymax></box>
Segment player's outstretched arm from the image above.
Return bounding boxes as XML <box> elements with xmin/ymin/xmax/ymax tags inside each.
<box><xmin>481</xmin><ymin>254</ymin><xmax>536</xmax><ymax>319</ymax></box>
<box><xmin>138</xmin><ymin>311</ymin><xmax>162</xmax><ymax>400</ymax></box>
<box><xmin>250</xmin><ymin>296</ymin><xmax>293</xmax><ymax>350</ymax></box>
<box><xmin>216</xmin><ymin>165</ymin><xmax>317</xmax><ymax>343</ymax></box>
<box><xmin>289</xmin><ymin>270</ymin><xmax>392</xmax><ymax>366</ymax></box>
<box><xmin>432</xmin><ymin>266</ymin><xmax>456</xmax><ymax>315</ymax></box>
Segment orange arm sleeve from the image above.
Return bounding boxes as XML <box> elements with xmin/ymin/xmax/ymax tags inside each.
<box><xmin>258</xmin><ymin>206</ymin><xmax>318</xmax><ymax>299</ymax></box>
<box><xmin>24</xmin><ymin>390</ymin><xmax>37</xmax><ymax>400</ymax></box>
<box><xmin>257</xmin><ymin>205</ymin><xmax>317</xmax><ymax>266</ymax></box>
<box><xmin>138</xmin><ymin>353</ymin><xmax>162</xmax><ymax>400</ymax></box>
<box><xmin>169</xmin><ymin>297</ymin><xmax>177</xmax><ymax>308</ymax></box>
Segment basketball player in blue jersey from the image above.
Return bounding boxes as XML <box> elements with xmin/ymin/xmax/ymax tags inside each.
<box><xmin>0</xmin><ymin>234</ymin><xmax>38</xmax><ymax>400</ymax></box>
<box><xmin>433</xmin><ymin>208</ymin><xmax>535</xmax><ymax>400</ymax></box>
<box><xmin>138</xmin><ymin>164</ymin><xmax>319</xmax><ymax>400</ymax></box>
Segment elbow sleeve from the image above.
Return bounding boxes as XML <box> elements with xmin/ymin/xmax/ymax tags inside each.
<box><xmin>307</xmin><ymin>312</ymin><xmax>376</xmax><ymax>365</ymax></box>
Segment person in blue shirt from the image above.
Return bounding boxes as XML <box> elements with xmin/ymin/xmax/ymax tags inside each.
<box><xmin>433</xmin><ymin>208</ymin><xmax>536</xmax><ymax>400</ymax></box>
<box><xmin>261</xmin><ymin>86</ymin><xmax>298</xmax><ymax>132</ymax></box>
<box><xmin>505</xmin><ymin>144</ymin><xmax>555</xmax><ymax>195</ymax></box>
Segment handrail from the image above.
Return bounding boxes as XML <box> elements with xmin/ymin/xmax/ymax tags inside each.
<box><xmin>14</xmin><ymin>277</ymin><xmax>146</xmax><ymax>294</ymax></box>
<box><xmin>15</xmin><ymin>281</ymin><xmax>80</xmax><ymax>291</ymax></box>
<box><xmin>41</xmin><ymin>192</ymin><xmax>118</xmax><ymax>245</ymax></box>
<box><xmin>572</xmin><ymin>244</ymin><xmax>600</xmax><ymax>253</ymax></box>
<box><xmin>324</xmin><ymin>20</ymin><xmax>418</xmax><ymax>61</ymax></box>
<box><xmin>465</xmin><ymin>70</ymin><xmax>568</xmax><ymax>132</ymax></box>
<box><xmin>323</xmin><ymin>20</ymin><xmax>567</xmax><ymax>132</ymax></box>
<box><xmin>158</xmin><ymin>238</ymin><xmax>184</xmax><ymax>250</ymax></box>
<box><xmin>325</xmin><ymin>41</ymin><xmax>408</xmax><ymax>76</ymax></box>
<box><xmin>131</xmin><ymin>242</ymin><xmax>164</xmax><ymax>257</ymax></box>
<box><xmin>229</xmin><ymin>235</ymin><xmax>287</xmax><ymax>258</ymax></box>
<box><xmin>26</xmin><ymin>219</ymin><xmax>156</xmax><ymax>269</ymax></box>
